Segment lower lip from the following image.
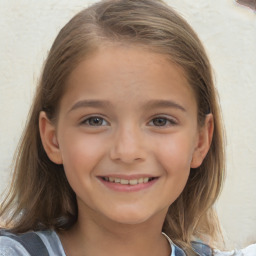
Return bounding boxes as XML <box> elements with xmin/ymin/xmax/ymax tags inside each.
<box><xmin>98</xmin><ymin>178</ymin><xmax>159</xmax><ymax>192</ymax></box>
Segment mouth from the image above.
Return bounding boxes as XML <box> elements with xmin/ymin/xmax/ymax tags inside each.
<box><xmin>100</xmin><ymin>176</ymin><xmax>157</xmax><ymax>185</ymax></box>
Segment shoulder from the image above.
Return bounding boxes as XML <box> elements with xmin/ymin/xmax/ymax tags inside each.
<box><xmin>213</xmin><ymin>243</ymin><xmax>256</xmax><ymax>256</ymax></box>
<box><xmin>0</xmin><ymin>236</ymin><xmax>30</xmax><ymax>256</ymax></box>
<box><xmin>0</xmin><ymin>229</ymin><xmax>65</xmax><ymax>256</ymax></box>
<box><xmin>35</xmin><ymin>230</ymin><xmax>66</xmax><ymax>255</ymax></box>
<box><xmin>191</xmin><ymin>241</ymin><xmax>213</xmax><ymax>256</ymax></box>
<box><xmin>162</xmin><ymin>232</ymin><xmax>213</xmax><ymax>256</ymax></box>
<box><xmin>172</xmin><ymin>241</ymin><xmax>213</xmax><ymax>256</ymax></box>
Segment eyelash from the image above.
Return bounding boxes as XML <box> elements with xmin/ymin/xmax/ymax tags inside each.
<box><xmin>80</xmin><ymin>116</ymin><xmax>177</xmax><ymax>127</ymax></box>
<box><xmin>148</xmin><ymin>116</ymin><xmax>178</xmax><ymax>127</ymax></box>
<box><xmin>80</xmin><ymin>116</ymin><xmax>109</xmax><ymax>127</ymax></box>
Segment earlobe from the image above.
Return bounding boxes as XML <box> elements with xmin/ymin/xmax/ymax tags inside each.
<box><xmin>39</xmin><ymin>111</ymin><xmax>63</xmax><ymax>164</ymax></box>
<box><xmin>190</xmin><ymin>114</ymin><xmax>214</xmax><ymax>168</ymax></box>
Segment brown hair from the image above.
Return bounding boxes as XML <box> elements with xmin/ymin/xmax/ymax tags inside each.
<box><xmin>0</xmin><ymin>0</ymin><xmax>225</xmax><ymax>254</ymax></box>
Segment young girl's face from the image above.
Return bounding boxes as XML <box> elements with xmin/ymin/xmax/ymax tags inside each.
<box><xmin>40</xmin><ymin>45</ymin><xmax>212</xmax><ymax>226</ymax></box>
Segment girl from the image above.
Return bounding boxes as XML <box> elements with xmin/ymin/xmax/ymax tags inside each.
<box><xmin>0</xmin><ymin>0</ymin><xmax>226</xmax><ymax>255</ymax></box>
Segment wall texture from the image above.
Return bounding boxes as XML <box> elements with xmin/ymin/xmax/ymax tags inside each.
<box><xmin>0</xmin><ymin>0</ymin><xmax>255</xmax><ymax>250</ymax></box>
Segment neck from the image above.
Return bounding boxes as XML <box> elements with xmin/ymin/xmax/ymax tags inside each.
<box><xmin>59</xmin><ymin>206</ymin><xmax>171</xmax><ymax>256</ymax></box>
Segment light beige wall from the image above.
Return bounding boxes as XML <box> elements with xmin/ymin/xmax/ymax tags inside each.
<box><xmin>0</xmin><ymin>0</ymin><xmax>255</xmax><ymax>249</ymax></box>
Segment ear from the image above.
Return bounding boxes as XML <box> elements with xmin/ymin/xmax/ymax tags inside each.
<box><xmin>190</xmin><ymin>114</ymin><xmax>214</xmax><ymax>168</ymax></box>
<box><xmin>39</xmin><ymin>111</ymin><xmax>63</xmax><ymax>164</ymax></box>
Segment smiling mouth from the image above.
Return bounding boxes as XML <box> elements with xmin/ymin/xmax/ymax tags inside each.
<box><xmin>100</xmin><ymin>177</ymin><xmax>157</xmax><ymax>185</ymax></box>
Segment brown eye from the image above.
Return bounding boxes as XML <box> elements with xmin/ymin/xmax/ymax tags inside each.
<box><xmin>82</xmin><ymin>117</ymin><xmax>108</xmax><ymax>126</ymax></box>
<box><xmin>149</xmin><ymin>117</ymin><xmax>177</xmax><ymax>127</ymax></box>
<box><xmin>152</xmin><ymin>118</ymin><xmax>168</xmax><ymax>126</ymax></box>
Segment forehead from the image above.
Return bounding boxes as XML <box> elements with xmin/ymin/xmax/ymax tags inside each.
<box><xmin>61</xmin><ymin>45</ymin><xmax>197</xmax><ymax>112</ymax></box>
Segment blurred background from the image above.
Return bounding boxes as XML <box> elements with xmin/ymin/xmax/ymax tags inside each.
<box><xmin>0</xmin><ymin>0</ymin><xmax>255</xmax><ymax>250</ymax></box>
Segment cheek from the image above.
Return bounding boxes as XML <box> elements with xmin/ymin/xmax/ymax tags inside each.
<box><xmin>58</xmin><ymin>131</ymin><xmax>106</xmax><ymax>175</ymax></box>
<box><xmin>58</xmin><ymin>133</ymin><xmax>108</xmax><ymax>199</ymax></box>
<box><xmin>155</xmin><ymin>134</ymin><xmax>195</xmax><ymax>173</ymax></box>
<box><xmin>154</xmin><ymin>135</ymin><xmax>194</xmax><ymax>205</ymax></box>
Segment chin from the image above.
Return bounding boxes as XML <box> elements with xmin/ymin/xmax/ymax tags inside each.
<box><xmin>105</xmin><ymin>207</ymin><xmax>155</xmax><ymax>226</ymax></box>
<box><xmin>111</xmin><ymin>215</ymin><xmax>150</xmax><ymax>225</ymax></box>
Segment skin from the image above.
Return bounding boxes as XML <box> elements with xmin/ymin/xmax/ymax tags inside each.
<box><xmin>39</xmin><ymin>45</ymin><xmax>213</xmax><ymax>256</ymax></box>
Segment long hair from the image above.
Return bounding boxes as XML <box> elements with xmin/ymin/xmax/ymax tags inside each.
<box><xmin>0</xmin><ymin>0</ymin><xmax>225</xmax><ymax>254</ymax></box>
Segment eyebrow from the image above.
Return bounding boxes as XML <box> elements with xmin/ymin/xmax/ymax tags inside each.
<box><xmin>68</xmin><ymin>100</ymin><xmax>112</xmax><ymax>113</ymax></box>
<box><xmin>68</xmin><ymin>99</ymin><xmax>186</xmax><ymax>113</ymax></box>
<box><xmin>144</xmin><ymin>100</ymin><xmax>186</xmax><ymax>112</ymax></box>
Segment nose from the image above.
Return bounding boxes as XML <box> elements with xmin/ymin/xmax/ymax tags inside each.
<box><xmin>109</xmin><ymin>125</ymin><xmax>146</xmax><ymax>164</ymax></box>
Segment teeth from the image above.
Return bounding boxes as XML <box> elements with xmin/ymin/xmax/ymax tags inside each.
<box><xmin>120</xmin><ymin>179</ymin><xmax>129</xmax><ymax>185</ymax></box>
<box><xmin>129</xmin><ymin>179</ymin><xmax>138</xmax><ymax>185</ymax></box>
<box><xmin>103</xmin><ymin>177</ymin><xmax>154</xmax><ymax>185</ymax></box>
<box><xmin>143</xmin><ymin>177</ymin><xmax>149</xmax><ymax>183</ymax></box>
<box><xmin>114</xmin><ymin>178</ymin><xmax>121</xmax><ymax>183</ymax></box>
<box><xmin>109</xmin><ymin>177</ymin><xmax>115</xmax><ymax>182</ymax></box>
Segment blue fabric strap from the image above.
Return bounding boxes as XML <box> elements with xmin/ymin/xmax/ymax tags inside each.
<box><xmin>191</xmin><ymin>241</ymin><xmax>213</xmax><ymax>256</ymax></box>
<box><xmin>1</xmin><ymin>229</ymin><xmax>212</xmax><ymax>256</ymax></box>
<box><xmin>0</xmin><ymin>230</ymin><xmax>49</xmax><ymax>256</ymax></box>
<box><xmin>174</xmin><ymin>241</ymin><xmax>213</xmax><ymax>256</ymax></box>
<box><xmin>174</xmin><ymin>244</ymin><xmax>186</xmax><ymax>256</ymax></box>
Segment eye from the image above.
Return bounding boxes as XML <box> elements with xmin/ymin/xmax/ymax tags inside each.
<box><xmin>149</xmin><ymin>117</ymin><xmax>177</xmax><ymax>127</ymax></box>
<box><xmin>81</xmin><ymin>116</ymin><xmax>108</xmax><ymax>126</ymax></box>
